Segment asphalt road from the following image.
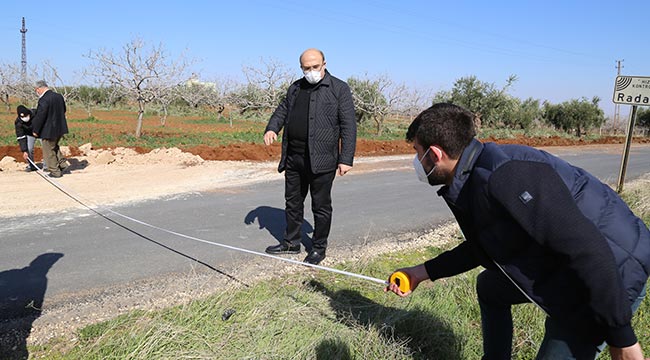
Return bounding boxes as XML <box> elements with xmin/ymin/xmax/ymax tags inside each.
<box><xmin>1</xmin><ymin>145</ymin><xmax>649</xmax><ymax>303</ymax></box>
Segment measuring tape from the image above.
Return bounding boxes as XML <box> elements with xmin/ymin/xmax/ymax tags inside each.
<box><xmin>389</xmin><ymin>271</ymin><xmax>411</xmax><ymax>293</ymax></box>
<box><xmin>26</xmin><ymin>159</ymin><xmax>411</xmax><ymax>292</ymax></box>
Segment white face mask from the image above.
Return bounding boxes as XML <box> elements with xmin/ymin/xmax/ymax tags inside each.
<box><xmin>413</xmin><ymin>148</ymin><xmax>435</xmax><ymax>183</ymax></box>
<box><xmin>20</xmin><ymin>116</ymin><xmax>30</xmax><ymax>122</ymax></box>
<box><xmin>304</xmin><ymin>70</ymin><xmax>322</xmax><ymax>84</ymax></box>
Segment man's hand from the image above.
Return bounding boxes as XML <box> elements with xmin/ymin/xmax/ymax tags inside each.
<box><xmin>338</xmin><ymin>164</ymin><xmax>352</xmax><ymax>176</ymax></box>
<box><xmin>32</xmin><ymin>132</ymin><xmax>38</xmax><ymax>137</ymax></box>
<box><xmin>609</xmin><ymin>342</ymin><xmax>649</xmax><ymax>360</ymax></box>
<box><xmin>384</xmin><ymin>264</ymin><xmax>429</xmax><ymax>297</ymax></box>
<box><xmin>22</xmin><ymin>152</ymin><xmax>29</xmax><ymax>161</ymax></box>
<box><xmin>263</xmin><ymin>131</ymin><xmax>277</xmax><ymax>146</ymax></box>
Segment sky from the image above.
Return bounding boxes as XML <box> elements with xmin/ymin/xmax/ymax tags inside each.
<box><xmin>0</xmin><ymin>0</ymin><xmax>648</xmax><ymax>118</ymax></box>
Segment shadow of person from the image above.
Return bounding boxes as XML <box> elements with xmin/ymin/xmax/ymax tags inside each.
<box><xmin>65</xmin><ymin>158</ymin><xmax>89</xmax><ymax>172</ymax></box>
<box><xmin>307</xmin><ymin>280</ymin><xmax>462</xmax><ymax>359</ymax></box>
<box><xmin>244</xmin><ymin>206</ymin><xmax>314</xmax><ymax>249</ymax></box>
<box><xmin>315</xmin><ymin>338</ymin><xmax>352</xmax><ymax>360</ymax></box>
<box><xmin>0</xmin><ymin>253</ymin><xmax>64</xmax><ymax>360</ymax></box>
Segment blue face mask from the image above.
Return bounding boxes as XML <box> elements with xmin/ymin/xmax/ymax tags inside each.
<box><xmin>413</xmin><ymin>148</ymin><xmax>435</xmax><ymax>183</ymax></box>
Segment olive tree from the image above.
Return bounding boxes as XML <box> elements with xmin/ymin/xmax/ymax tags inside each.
<box><xmin>502</xmin><ymin>97</ymin><xmax>541</xmax><ymax>130</ymax></box>
<box><xmin>433</xmin><ymin>75</ymin><xmax>520</xmax><ymax>128</ymax></box>
<box><xmin>636</xmin><ymin>107</ymin><xmax>650</xmax><ymax>136</ymax></box>
<box><xmin>542</xmin><ymin>97</ymin><xmax>605</xmax><ymax>137</ymax></box>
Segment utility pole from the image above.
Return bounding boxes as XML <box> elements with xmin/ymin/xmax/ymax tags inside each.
<box><xmin>613</xmin><ymin>59</ymin><xmax>624</xmax><ymax>134</ymax></box>
<box><xmin>20</xmin><ymin>17</ymin><xmax>27</xmax><ymax>82</ymax></box>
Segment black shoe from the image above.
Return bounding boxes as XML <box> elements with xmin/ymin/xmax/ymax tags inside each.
<box><xmin>25</xmin><ymin>166</ymin><xmax>37</xmax><ymax>172</ymax></box>
<box><xmin>304</xmin><ymin>250</ymin><xmax>326</xmax><ymax>265</ymax></box>
<box><xmin>265</xmin><ymin>243</ymin><xmax>301</xmax><ymax>254</ymax></box>
<box><xmin>47</xmin><ymin>172</ymin><xmax>62</xmax><ymax>178</ymax></box>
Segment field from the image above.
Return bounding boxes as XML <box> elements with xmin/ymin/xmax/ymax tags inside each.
<box><xmin>2</xmin><ymin>106</ymin><xmax>649</xmax><ymax>163</ymax></box>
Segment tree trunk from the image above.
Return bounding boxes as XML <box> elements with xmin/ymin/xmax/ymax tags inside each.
<box><xmin>160</xmin><ymin>105</ymin><xmax>168</xmax><ymax>127</ymax></box>
<box><xmin>375</xmin><ymin>116</ymin><xmax>384</xmax><ymax>137</ymax></box>
<box><xmin>135</xmin><ymin>100</ymin><xmax>145</xmax><ymax>138</ymax></box>
<box><xmin>575</xmin><ymin>126</ymin><xmax>582</xmax><ymax>138</ymax></box>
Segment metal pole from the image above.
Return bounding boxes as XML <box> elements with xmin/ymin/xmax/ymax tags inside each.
<box><xmin>613</xmin><ymin>60</ymin><xmax>624</xmax><ymax>133</ymax></box>
<box><xmin>616</xmin><ymin>105</ymin><xmax>638</xmax><ymax>193</ymax></box>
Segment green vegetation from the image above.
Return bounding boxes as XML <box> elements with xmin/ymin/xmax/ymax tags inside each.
<box><xmin>68</xmin><ymin>116</ymin><xmax>120</xmax><ymax>125</ymax></box>
<box><xmin>31</xmin><ymin>177</ymin><xmax>650</xmax><ymax>359</ymax></box>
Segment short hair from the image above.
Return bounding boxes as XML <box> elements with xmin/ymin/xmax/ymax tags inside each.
<box><xmin>406</xmin><ymin>103</ymin><xmax>477</xmax><ymax>159</ymax></box>
<box><xmin>35</xmin><ymin>80</ymin><xmax>48</xmax><ymax>88</ymax></box>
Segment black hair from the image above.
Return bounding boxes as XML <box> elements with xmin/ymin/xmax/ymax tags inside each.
<box><xmin>406</xmin><ymin>103</ymin><xmax>477</xmax><ymax>159</ymax></box>
<box><xmin>17</xmin><ymin>105</ymin><xmax>32</xmax><ymax>117</ymax></box>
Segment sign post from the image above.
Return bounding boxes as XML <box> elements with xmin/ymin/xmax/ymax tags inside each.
<box><xmin>616</xmin><ymin>106</ymin><xmax>637</xmax><ymax>193</ymax></box>
<box><xmin>612</xmin><ymin>76</ymin><xmax>650</xmax><ymax>193</ymax></box>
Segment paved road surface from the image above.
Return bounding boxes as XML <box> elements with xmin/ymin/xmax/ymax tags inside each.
<box><xmin>1</xmin><ymin>145</ymin><xmax>648</xmax><ymax>304</ymax></box>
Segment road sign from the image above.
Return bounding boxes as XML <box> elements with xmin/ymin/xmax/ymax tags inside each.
<box><xmin>613</xmin><ymin>76</ymin><xmax>650</xmax><ymax>106</ymax></box>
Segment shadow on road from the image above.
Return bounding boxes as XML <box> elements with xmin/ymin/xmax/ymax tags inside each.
<box><xmin>0</xmin><ymin>253</ymin><xmax>63</xmax><ymax>360</ymax></box>
<box><xmin>244</xmin><ymin>206</ymin><xmax>314</xmax><ymax>249</ymax></box>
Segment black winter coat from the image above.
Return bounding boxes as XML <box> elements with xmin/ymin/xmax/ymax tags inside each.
<box><xmin>14</xmin><ymin>110</ymin><xmax>35</xmax><ymax>153</ymax></box>
<box><xmin>265</xmin><ymin>70</ymin><xmax>356</xmax><ymax>174</ymax></box>
<box><xmin>32</xmin><ymin>90</ymin><xmax>68</xmax><ymax>140</ymax></box>
<box><xmin>425</xmin><ymin>138</ymin><xmax>650</xmax><ymax>347</ymax></box>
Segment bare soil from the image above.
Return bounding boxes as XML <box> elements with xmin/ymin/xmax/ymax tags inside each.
<box><xmin>2</xmin><ymin>135</ymin><xmax>649</xmax><ymax>163</ymax></box>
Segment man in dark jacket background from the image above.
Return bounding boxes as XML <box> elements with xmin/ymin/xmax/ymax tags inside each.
<box><xmin>385</xmin><ymin>103</ymin><xmax>649</xmax><ymax>359</ymax></box>
<box><xmin>31</xmin><ymin>80</ymin><xmax>69</xmax><ymax>178</ymax></box>
<box><xmin>263</xmin><ymin>48</ymin><xmax>356</xmax><ymax>265</ymax></box>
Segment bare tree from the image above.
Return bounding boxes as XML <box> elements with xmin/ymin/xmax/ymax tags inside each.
<box><xmin>394</xmin><ymin>87</ymin><xmax>432</xmax><ymax>120</ymax></box>
<box><xmin>348</xmin><ymin>74</ymin><xmax>407</xmax><ymax>136</ymax></box>
<box><xmin>39</xmin><ymin>60</ymin><xmax>77</xmax><ymax>102</ymax></box>
<box><xmin>85</xmin><ymin>38</ymin><xmax>192</xmax><ymax>137</ymax></box>
<box><xmin>0</xmin><ymin>63</ymin><xmax>26</xmax><ymax>112</ymax></box>
<box><xmin>232</xmin><ymin>57</ymin><xmax>294</xmax><ymax>116</ymax></box>
<box><xmin>178</xmin><ymin>74</ymin><xmax>230</xmax><ymax>110</ymax></box>
<box><xmin>178</xmin><ymin>74</ymin><xmax>214</xmax><ymax>108</ymax></box>
<box><xmin>76</xmin><ymin>85</ymin><xmax>102</xmax><ymax>117</ymax></box>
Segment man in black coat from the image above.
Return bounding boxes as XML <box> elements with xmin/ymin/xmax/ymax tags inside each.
<box><xmin>263</xmin><ymin>48</ymin><xmax>357</xmax><ymax>265</ymax></box>
<box><xmin>385</xmin><ymin>103</ymin><xmax>649</xmax><ymax>359</ymax></box>
<box><xmin>31</xmin><ymin>80</ymin><xmax>69</xmax><ymax>178</ymax></box>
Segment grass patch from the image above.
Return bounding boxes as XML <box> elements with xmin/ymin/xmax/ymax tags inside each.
<box><xmin>183</xmin><ymin>116</ymin><xmax>230</xmax><ymax>125</ymax></box>
<box><xmin>68</xmin><ymin>116</ymin><xmax>120</xmax><ymax>125</ymax></box>
<box><xmin>620</xmin><ymin>174</ymin><xmax>650</xmax><ymax>224</ymax></box>
<box><xmin>32</xmin><ymin>176</ymin><xmax>650</xmax><ymax>359</ymax></box>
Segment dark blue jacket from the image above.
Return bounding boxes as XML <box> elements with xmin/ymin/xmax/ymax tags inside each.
<box><xmin>425</xmin><ymin>138</ymin><xmax>650</xmax><ymax>347</ymax></box>
<box><xmin>265</xmin><ymin>70</ymin><xmax>356</xmax><ymax>174</ymax></box>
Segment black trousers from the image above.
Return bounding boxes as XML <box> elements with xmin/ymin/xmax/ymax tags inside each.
<box><xmin>283</xmin><ymin>152</ymin><xmax>336</xmax><ymax>252</ymax></box>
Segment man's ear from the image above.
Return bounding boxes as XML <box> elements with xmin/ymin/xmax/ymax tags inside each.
<box><xmin>430</xmin><ymin>146</ymin><xmax>443</xmax><ymax>161</ymax></box>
